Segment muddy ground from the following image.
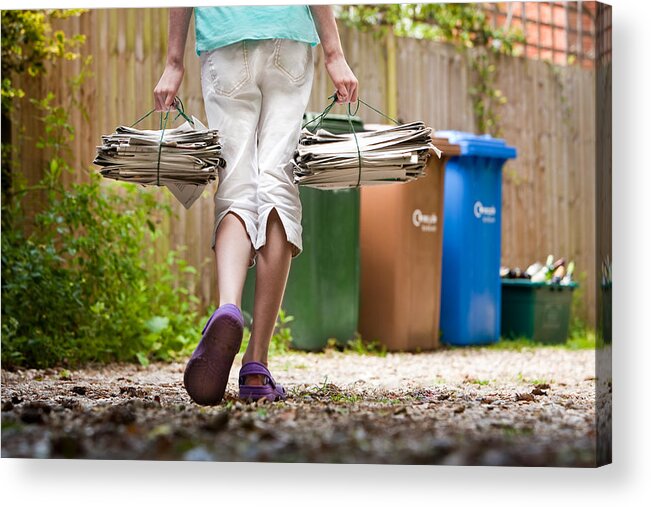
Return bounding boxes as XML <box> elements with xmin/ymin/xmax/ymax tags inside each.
<box><xmin>2</xmin><ymin>348</ymin><xmax>598</xmax><ymax>466</ymax></box>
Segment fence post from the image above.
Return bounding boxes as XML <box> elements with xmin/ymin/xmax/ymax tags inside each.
<box><xmin>385</xmin><ymin>25</ymin><xmax>398</xmax><ymax>120</ymax></box>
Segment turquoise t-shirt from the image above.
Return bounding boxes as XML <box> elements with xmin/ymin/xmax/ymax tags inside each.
<box><xmin>194</xmin><ymin>5</ymin><xmax>320</xmax><ymax>55</ymax></box>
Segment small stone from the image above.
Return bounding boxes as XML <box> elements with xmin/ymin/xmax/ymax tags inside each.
<box><xmin>201</xmin><ymin>411</ymin><xmax>229</xmax><ymax>433</ymax></box>
<box><xmin>60</xmin><ymin>398</ymin><xmax>81</xmax><ymax>410</ymax></box>
<box><xmin>105</xmin><ymin>404</ymin><xmax>136</xmax><ymax>425</ymax></box>
<box><xmin>480</xmin><ymin>449</ymin><xmax>511</xmax><ymax>466</ymax></box>
<box><xmin>183</xmin><ymin>446</ymin><xmax>214</xmax><ymax>461</ymax></box>
<box><xmin>20</xmin><ymin>402</ymin><xmax>52</xmax><ymax>424</ymax></box>
<box><xmin>51</xmin><ymin>433</ymin><xmax>86</xmax><ymax>458</ymax></box>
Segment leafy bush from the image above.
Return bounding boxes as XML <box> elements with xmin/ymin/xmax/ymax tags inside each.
<box><xmin>1</xmin><ymin>9</ymin><xmax>206</xmax><ymax>369</ymax></box>
<box><xmin>1</xmin><ymin>171</ymin><xmax>205</xmax><ymax>368</ymax></box>
<box><xmin>238</xmin><ymin>308</ymin><xmax>296</xmax><ymax>356</ymax></box>
<box><xmin>1</xmin><ymin>9</ymin><xmax>86</xmax><ymax>113</ymax></box>
<box><xmin>2</xmin><ymin>9</ymin><xmax>87</xmax><ymax>208</ymax></box>
<box><xmin>270</xmin><ymin>308</ymin><xmax>295</xmax><ymax>355</ymax></box>
<box><xmin>1</xmin><ymin>95</ymin><xmax>204</xmax><ymax>368</ymax></box>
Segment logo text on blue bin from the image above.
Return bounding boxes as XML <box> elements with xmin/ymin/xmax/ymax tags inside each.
<box><xmin>473</xmin><ymin>200</ymin><xmax>497</xmax><ymax>223</ymax></box>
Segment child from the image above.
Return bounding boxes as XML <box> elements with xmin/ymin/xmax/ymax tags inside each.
<box><xmin>153</xmin><ymin>5</ymin><xmax>358</xmax><ymax>405</ymax></box>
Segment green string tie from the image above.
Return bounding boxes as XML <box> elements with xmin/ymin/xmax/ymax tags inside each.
<box><xmin>129</xmin><ymin>96</ymin><xmax>195</xmax><ymax>187</ymax></box>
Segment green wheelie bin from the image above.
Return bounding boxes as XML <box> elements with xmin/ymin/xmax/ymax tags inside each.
<box><xmin>240</xmin><ymin>112</ymin><xmax>364</xmax><ymax>350</ymax></box>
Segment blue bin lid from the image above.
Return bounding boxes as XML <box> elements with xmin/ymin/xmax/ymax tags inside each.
<box><xmin>436</xmin><ymin>130</ymin><xmax>517</xmax><ymax>159</ymax></box>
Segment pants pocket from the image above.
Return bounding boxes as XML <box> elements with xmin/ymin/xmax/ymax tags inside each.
<box><xmin>206</xmin><ymin>41</ymin><xmax>251</xmax><ymax>96</ymax></box>
<box><xmin>273</xmin><ymin>39</ymin><xmax>311</xmax><ymax>83</ymax></box>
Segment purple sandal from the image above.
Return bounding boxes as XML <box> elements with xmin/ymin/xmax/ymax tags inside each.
<box><xmin>183</xmin><ymin>304</ymin><xmax>244</xmax><ymax>406</ymax></box>
<box><xmin>238</xmin><ymin>361</ymin><xmax>287</xmax><ymax>402</ymax></box>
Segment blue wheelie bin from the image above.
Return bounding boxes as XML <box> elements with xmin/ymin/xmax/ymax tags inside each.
<box><xmin>438</xmin><ymin>131</ymin><xmax>517</xmax><ymax>346</ymax></box>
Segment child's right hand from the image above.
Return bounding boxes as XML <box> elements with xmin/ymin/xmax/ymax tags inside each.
<box><xmin>324</xmin><ymin>53</ymin><xmax>359</xmax><ymax>105</ymax></box>
<box><xmin>154</xmin><ymin>64</ymin><xmax>185</xmax><ymax>112</ymax></box>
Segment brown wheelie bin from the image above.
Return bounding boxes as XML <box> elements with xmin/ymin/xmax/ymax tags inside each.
<box><xmin>359</xmin><ymin>136</ymin><xmax>460</xmax><ymax>351</ymax></box>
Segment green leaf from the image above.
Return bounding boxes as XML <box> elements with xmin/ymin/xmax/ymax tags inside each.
<box><xmin>145</xmin><ymin>316</ymin><xmax>169</xmax><ymax>334</ymax></box>
<box><xmin>136</xmin><ymin>351</ymin><xmax>150</xmax><ymax>366</ymax></box>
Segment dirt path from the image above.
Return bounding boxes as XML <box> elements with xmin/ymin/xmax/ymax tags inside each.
<box><xmin>1</xmin><ymin>348</ymin><xmax>596</xmax><ymax>465</ymax></box>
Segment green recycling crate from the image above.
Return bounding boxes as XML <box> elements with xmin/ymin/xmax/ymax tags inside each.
<box><xmin>241</xmin><ymin>112</ymin><xmax>364</xmax><ymax>350</ymax></box>
<box><xmin>501</xmin><ymin>279</ymin><xmax>578</xmax><ymax>344</ymax></box>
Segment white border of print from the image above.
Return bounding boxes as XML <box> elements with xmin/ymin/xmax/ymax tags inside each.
<box><xmin>2</xmin><ymin>0</ymin><xmax>650</xmax><ymax>506</ymax></box>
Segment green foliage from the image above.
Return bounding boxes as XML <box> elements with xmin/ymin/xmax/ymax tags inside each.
<box><xmin>566</xmin><ymin>328</ymin><xmax>596</xmax><ymax>350</ymax></box>
<box><xmin>304</xmin><ymin>377</ymin><xmax>361</xmax><ymax>403</ymax></box>
<box><xmin>569</xmin><ymin>270</ymin><xmax>588</xmax><ymax>334</ymax></box>
<box><xmin>468</xmin><ymin>52</ymin><xmax>507</xmax><ymax>135</ymax></box>
<box><xmin>325</xmin><ymin>333</ymin><xmax>388</xmax><ymax>357</ymax></box>
<box><xmin>344</xmin><ymin>333</ymin><xmax>388</xmax><ymax>356</ymax></box>
<box><xmin>239</xmin><ymin>326</ymin><xmax>251</xmax><ymax>354</ymax></box>
<box><xmin>271</xmin><ymin>308</ymin><xmax>295</xmax><ymax>355</ymax></box>
<box><xmin>238</xmin><ymin>307</ymin><xmax>296</xmax><ymax>356</ymax></box>
<box><xmin>2</xmin><ymin>9</ymin><xmax>89</xmax><ymax>221</ymax></box>
<box><xmin>337</xmin><ymin>4</ymin><xmax>525</xmax><ymax>135</ymax></box>
<box><xmin>1</xmin><ymin>172</ymin><xmax>203</xmax><ymax>368</ymax></box>
<box><xmin>338</xmin><ymin>3</ymin><xmax>522</xmax><ymax>52</ymax></box>
<box><xmin>485</xmin><ymin>331</ymin><xmax>595</xmax><ymax>351</ymax></box>
<box><xmin>1</xmin><ymin>86</ymin><xmax>202</xmax><ymax>368</ymax></box>
<box><xmin>1</xmin><ymin>9</ymin><xmax>86</xmax><ymax>114</ymax></box>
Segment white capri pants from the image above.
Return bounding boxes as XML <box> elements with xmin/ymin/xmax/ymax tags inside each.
<box><xmin>200</xmin><ymin>38</ymin><xmax>315</xmax><ymax>268</ymax></box>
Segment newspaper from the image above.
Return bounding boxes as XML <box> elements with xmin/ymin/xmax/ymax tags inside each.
<box><xmin>93</xmin><ymin>116</ymin><xmax>224</xmax><ymax>209</ymax></box>
<box><xmin>292</xmin><ymin>121</ymin><xmax>442</xmax><ymax>189</ymax></box>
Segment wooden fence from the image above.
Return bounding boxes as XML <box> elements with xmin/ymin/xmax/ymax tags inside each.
<box><xmin>12</xmin><ymin>8</ymin><xmax>597</xmax><ymax>326</ymax></box>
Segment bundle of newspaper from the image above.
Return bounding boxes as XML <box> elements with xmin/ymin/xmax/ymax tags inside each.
<box><xmin>291</xmin><ymin>121</ymin><xmax>441</xmax><ymax>189</ymax></box>
<box><xmin>93</xmin><ymin>117</ymin><xmax>224</xmax><ymax>209</ymax></box>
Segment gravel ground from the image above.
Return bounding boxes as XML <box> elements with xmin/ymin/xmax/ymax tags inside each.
<box><xmin>1</xmin><ymin>348</ymin><xmax>597</xmax><ymax>466</ymax></box>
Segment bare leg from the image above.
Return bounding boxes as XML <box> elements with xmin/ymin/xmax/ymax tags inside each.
<box><xmin>242</xmin><ymin>208</ymin><xmax>293</xmax><ymax>384</ymax></box>
<box><xmin>214</xmin><ymin>211</ymin><xmax>255</xmax><ymax>308</ymax></box>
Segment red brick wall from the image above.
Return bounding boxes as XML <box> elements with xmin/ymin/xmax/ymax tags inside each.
<box><xmin>483</xmin><ymin>1</ymin><xmax>606</xmax><ymax>68</ymax></box>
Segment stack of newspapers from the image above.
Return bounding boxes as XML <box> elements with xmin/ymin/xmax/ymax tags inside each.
<box><xmin>93</xmin><ymin>117</ymin><xmax>225</xmax><ymax>209</ymax></box>
<box><xmin>291</xmin><ymin>121</ymin><xmax>441</xmax><ymax>189</ymax></box>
